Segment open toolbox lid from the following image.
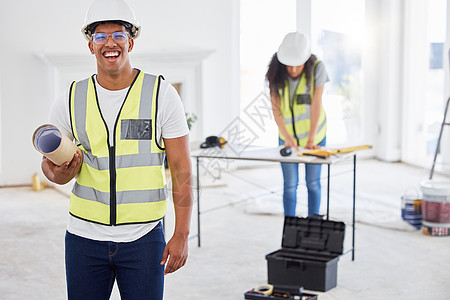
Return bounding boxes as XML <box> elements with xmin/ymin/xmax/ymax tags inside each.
<box><xmin>281</xmin><ymin>216</ymin><xmax>345</xmax><ymax>255</ymax></box>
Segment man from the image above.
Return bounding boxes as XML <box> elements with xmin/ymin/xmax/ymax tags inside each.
<box><xmin>41</xmin><ymin>0</ymin><xmax>192</xmax><ymax>299</ymax></box>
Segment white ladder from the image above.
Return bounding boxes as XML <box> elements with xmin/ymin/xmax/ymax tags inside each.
<box><xmin>429</xmin><ymin>96</ymin><xmax>450</xmax><ymax>179</ymax></box>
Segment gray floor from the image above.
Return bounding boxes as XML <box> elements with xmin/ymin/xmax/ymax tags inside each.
<box><xmin>1</xmin><ymin>158</ymin><xmax>450</xmax><ymax>299</ymax></box>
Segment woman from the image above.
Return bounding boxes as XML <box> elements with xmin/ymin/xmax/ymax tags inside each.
<box><xmin>266</xmin><ymin>32</ymin><xmax>329</xmax><ymax>217</ymax></box>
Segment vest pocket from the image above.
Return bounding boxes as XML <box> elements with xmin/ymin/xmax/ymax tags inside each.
<box><xmin>296</xmin><ymin>94</ymin><xmax>311</xmax><ymax>105</ymax></box>
<box><xmin>121</xmin><ymin>119</ymin><xmax>152</xmax><ymax>140</ymax></box>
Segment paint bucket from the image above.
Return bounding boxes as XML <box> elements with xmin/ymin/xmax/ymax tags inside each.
<box><xmin>401</xmin><ymin>188</ymin><xmax>422</xmax><ymax>229</ymax></box>
<box><xmin>420</xmin><ymin>180</ymin><xmax>450</xmax><ymax>236</ymax></box>
<box><xmin>422</xmin><ymin>221</ymin><xmax>450</xmax><ymax>236</ymax></box>
<box><xmin>32</xmin><ymin>124</ymin><xmax>78</xmax><ymax>166</ymax></box>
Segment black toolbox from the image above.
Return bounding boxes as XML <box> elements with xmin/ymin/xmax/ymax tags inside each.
<box><xmin>266</xmin><ymin>216</ymin><xmax>345</xmax><ymax>292</ymax></box>
<box><xmin>244</xmin><ymin>286</ymin><xmax>318</xmax><ymax>300</ymax></box>
<box><xmin>244</xmin><ymin>289</ymin><xmax>317</xmax><ymax>300</ymax></box>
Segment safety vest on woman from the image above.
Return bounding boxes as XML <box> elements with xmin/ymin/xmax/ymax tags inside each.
<box><xmin>68</xmin><ymin>71</ymin><xmax>167</xmax><ymax>226</ymax></box>
<box><xmin>278</xmin><ymin>60</ymin><xmax>327</xmax><ymax>147</ymax></box>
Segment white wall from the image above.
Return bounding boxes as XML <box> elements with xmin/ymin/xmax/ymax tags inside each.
<box><xmin>0</xmin><ymin>0</ymin><xmax>240</xmax><ymax>185</ymax></box>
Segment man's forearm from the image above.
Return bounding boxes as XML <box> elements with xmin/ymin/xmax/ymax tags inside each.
<box><xmin>171</xmin><ymin>169</ymin><xmax>193</xmax><ymax>236</ymax></box>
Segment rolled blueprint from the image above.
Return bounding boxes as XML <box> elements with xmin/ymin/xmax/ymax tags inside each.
<box><xmin>32</xmin><ymin>124</ymin><xmax>78</xmax><ymax>166</ymax></box>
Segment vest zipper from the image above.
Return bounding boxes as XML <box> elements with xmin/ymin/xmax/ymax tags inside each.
<box><xmin>288</xmin><ymin>87</ymin><xmax>300</xmax><ymax>147</ymax></box>
<box><xmin>91</xmin><ymin>70</ymin><xmax>140</xmax><ymax>226</ymax></box>
<box><xmin>109</xmin><ymin>146</ymin><xmax>117</xmax><ymax>225</ymax></box>
<box><xmin>287</xmin><ymin>80</ymin><xmax>301</xmax><ymax>147</ymax></box>
<box><xmin>290</xmin><ymin>106</ymin><xmax>300</xmax><ymax>146</ymax></box>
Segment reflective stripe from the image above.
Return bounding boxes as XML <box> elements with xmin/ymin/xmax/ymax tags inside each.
<box><xmin>294</xmin><ymin>105</ymin><xmax>310</xmax><ymax>124</ymax></box>
<box><xmin>82</xmin><ymin>151</ymin><xmax>165</xmax><ymax>170</ymax></box>
<box><xmin>82</xmin><ymin>152</ymin><xmax>109</xmax><ymax>170</ymax></box>
<box><xmin>72</xmin><ymin>183</ymin><xmax>108</xmax><ymax>204</ymax></box>
<box><xmin>317</xmin><ymin>116</ymin><xmax>327</xmax><ymax>134</ymax></box>
<box><xmin>73</xmin><ymin>79</ymin><xmax>90</xmax><ymax>149</ymax></box>
<box><xmin>290</xmin><ymin>116</ymin><xmax>327</xmax><ymax>140</ymax></box>
<box><xmin>293</xmin><ymin>131</ymin><xmax>309</xmax><ymax>140</ymax></box>
<box><xmin>72</xmin><ymin>182</ymin><xmax>168</xmax><ymax>204</ymax></box>
<box><xmin>117</xmin><ymin>188</ymin><xmax>167</xmax><ymax>204</ymax></box>
<box><xmin>139</xmin><ymin>74</ymin><xmax>156</xmax><ymax>154</ymax></box>
<box><xmin>285</xmin><ymin>106</ymin><xmax>311</xmax><ymax>124</ymax></box>
<box><xmin>116</xmin><ymin>152</ymin><xmax>165</xmax><ymax>169</ymax></box>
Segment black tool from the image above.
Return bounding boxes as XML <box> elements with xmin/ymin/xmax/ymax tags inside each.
<box><xmin>280</xmin><ymin>147</ymin><xmax>292</xmax><ymax>157</ymax></box>
<box><xmin>302</xmin><ymin>153</ymin><xmax>327</xmax><ymax>159</ymax></box>
<box><xmin>200</xmin><ymin>136</ymin><xmax>227</xmax><ymax>149</ymax></box>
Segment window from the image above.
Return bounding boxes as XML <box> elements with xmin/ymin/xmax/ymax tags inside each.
<box><xmin>311</xmin><ymin>0</ymin><xmax>365</xmax><ymax>146</ymax></box>
<box><xmin>240</xmin><ymin>0</ymin><xmax>365</xmax><ymax>147</ymax></box>
<box><xmin>402</xmin><ymin>0</ymin><xmax>447</xmax><ymax>169</ymax></box>
<box><xmin>240</xmin><ymin>0</ymin><xmax>296</xmax><ymax>147</ymax></box>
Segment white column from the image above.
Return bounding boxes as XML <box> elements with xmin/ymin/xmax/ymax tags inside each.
<box><xmin>401</xmin><ymin>0</ymin><xmax>430</xmax><ymax>165</ymax></box>
<box><xmin>376</xmin><ymin>0</ymin><xmax>403</xmax><ymax>161</ymax></box>
<box><xmin>297</xmin><ymin>0</ymin><xmax>311</xmax><ymax>38</ymax></box>
<box><xmin>365</xmin><ymin>0</ymin><xmax>404</xmax><ymax>162</ymax></box>
<box><xmin>363</xmin><ymin>0</ymin><xmax>382</xmax><ymax>157</ymax></box>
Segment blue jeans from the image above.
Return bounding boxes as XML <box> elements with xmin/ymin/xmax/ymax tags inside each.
<box><xmin>65</xmin><ymin>222</ymin><xmax>166</xmax><ymax>300</ymax></box>
<box><xmin>279</xmin><ymin>137</ymin><xmax>326</xmax><ymax>217</ymax></box>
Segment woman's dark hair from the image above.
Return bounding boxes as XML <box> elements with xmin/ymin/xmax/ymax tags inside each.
<box><xmin>265</xmin><ymin>52</ymin><xmax>317</xmax><ymax>95</ymax></box>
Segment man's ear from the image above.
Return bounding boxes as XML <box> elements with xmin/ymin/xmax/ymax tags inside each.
<box><xmin>88</xmin><ymin>41</ymin><xmax>94</xmax><ymax>54</ymax></box>
<box><xmin>128</xmin><ymin>38</ymin><xmax>134</xmax><ymax>52</ymax></box>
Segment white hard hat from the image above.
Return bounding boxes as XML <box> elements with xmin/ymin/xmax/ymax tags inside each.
<box><xmin>81</xmin><ymin>0</ymin><xmax>141</xmax><ymax>41</ymax></box>
<box><xmin>277</xmin><ymin>32</ymin><xmax>311</xmax><ymax>66</ymax></box>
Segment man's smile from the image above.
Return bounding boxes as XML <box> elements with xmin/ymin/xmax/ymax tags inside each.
<box><xmin>103</xmin><ymin>50</ymin><xmax>121</xmax><ymax>61</ymax></box>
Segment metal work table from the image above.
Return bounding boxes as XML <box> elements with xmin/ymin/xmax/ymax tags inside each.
<box><xmin>191</xmin><ymin>145</ymin><xmax>357</xmax><ymax>261</ymax></box>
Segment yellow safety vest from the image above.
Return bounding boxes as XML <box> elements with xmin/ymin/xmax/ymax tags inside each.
<box><xmin>69</xmin><ymin>70</ymin><xmax>167</xmax><ymax>226</ymax></box>
<box><xmin>278</xmin><ymin>61</ymin><xmax>327</xmax><ymax>147</ymax></box>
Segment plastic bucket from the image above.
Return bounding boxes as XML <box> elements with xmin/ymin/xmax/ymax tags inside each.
<box><xmin>422</xmin><ymin>221</ymin><xmax>450</xmax><ymax>236</ymax></box>
<box><xmin>401</xmin><ymin>188</ymin><xmax>422</xmax><ymax>229</ymax></box>
<box><xmin>420</xmin><ymin>180</ymin><xmax>450</xmax><ymax>224</ymax></box>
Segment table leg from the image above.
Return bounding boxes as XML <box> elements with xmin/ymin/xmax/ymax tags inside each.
<box><xmin>352</xmin><ymin>154</ymin><xmax>356</xmax><ymax>261</ymax></box>
<box><xmin>326</xmin><ymin>164</ymin><xmax>330</xmax><ymax>221</ymax></box>
<box><xmin>197</xmin><ymin>157</ymin><xmax>201</xmax><ymax>247</ymax></box>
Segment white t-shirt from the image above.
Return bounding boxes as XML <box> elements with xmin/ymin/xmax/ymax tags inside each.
<box><xmin>49</xmin><ymin>73</ymin><xmax>189</xmax><ymax>242</ymax></box>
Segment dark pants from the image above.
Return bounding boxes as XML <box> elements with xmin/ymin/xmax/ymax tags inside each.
<box><xmin>65</xmin><ymin>222</ymin><xmax>165</xmax><ymax>300</ymax></box>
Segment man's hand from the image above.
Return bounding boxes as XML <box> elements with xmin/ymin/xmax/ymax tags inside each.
<box><xmin>42</xmin><ymin>150</ymin><xmax>83</xmax><ymax>185</ymax></box>
<box><xmin>160</xmin><ymin>233</ymin><xmax>189</xmax><ymax>275</ymax></box>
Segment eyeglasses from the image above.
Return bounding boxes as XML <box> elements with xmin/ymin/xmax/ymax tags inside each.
<box><xmin>91</xmin><ymin>32</ymin><xmax>129</xmax><ymax>44</ymax></box>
